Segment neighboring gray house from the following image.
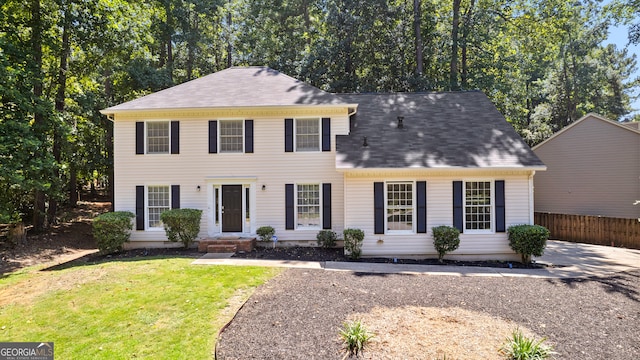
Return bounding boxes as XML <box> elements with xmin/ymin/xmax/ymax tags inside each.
<box><xmin>101</xmin><ymin>66</ymin><xmax>545</xmax><ymax>260</ymax></box>
<box><xmin>533</xmin><ymin>113</ymin><xmax>640</xmax><ymax>219</ymax></box>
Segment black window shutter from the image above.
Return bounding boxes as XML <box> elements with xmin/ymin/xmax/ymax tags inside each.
<box><xmin>285</xmin><ymin>184</ymin><xmax>294</xmax><ymax>229</ymax></box>
<box><xmin>136</xmin><ymin>185</ymin><xmax>145</xmax><ymax>230</ymax></box>
<box><xmin>284</xmin><ymin>118</ymin><xmax>293</xmax><ymax>152</ymax></box>
<box><xmin>171</xmin><ymin>185</ymin><xmax>180</xmax><ymax>209</ymax></box>
<box><xmin>136</xmin><ymin>122</ymin><xmax>144</xmax><ymax>155</ymax></box>
<box><xmin>374</xmin><ymin>182</ymin><xmax>384</xmax><ymax>234</ymax></box>
<box><xmin>245</xmin><ymin>120</ymin><xmax>254</xmax><ymax>153</ymax></box>
<box><xmin>170</xmin><ymin>121</ymin><xmax>179</xmax><ymax>154</ymax></box>
<box><xmin>322</xmin><ymin>117</ymin><xmax>331</xmax><ymax>151</ymax></box>
<box><xmin>322</xmin><ymin>183</ymin><xmax>331</xmax><ymax>229</ymax></box>
<box><xmin>495</xmin><ymin>180</ymin><xmax>506</xmax><ymax>232</ymax></box>
<box><xmin>417</xmin><ymin>181</ymin><xmax>427</xmax><ymax>233</ymax></box>
<box><xmin>453</xmin><ymin>181</ymin><xmax>463</xmax><ymax>233</ymax></box>
<box><xmin>209</xmin><ymin>120</ymin><xmax>217</xmax><ymax>153</ymax></box>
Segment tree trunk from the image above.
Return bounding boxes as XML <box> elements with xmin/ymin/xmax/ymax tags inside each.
<box><xmin>460</xmin><ymin>0</ymin><xmax>475</xmax><ymax>89</ymax></box>
<box><xmin>69</xmin><ymin>163</ymin><xmax>78</xmax><ymax>207</ymax></box>
<box><xmin>31</xmin><ymin>0</ymin><xmax>46</xmax><ymax>232</ymax></box>
<box><xmin>449</xmin><ymin>0</ymin><xmax>461</xmax><ymax>91</ymax></box>
<box><xmin>226</xmin><ymin>1</ymin><xmax>232</xmax><ymax>68</ymax></box>
<box><xmin>49</xmin><ymin>3</ymin><xmax>72</xmax><ymax>223</ymax></box>
<box><xmin>104</xmin><ymin>70</ymin><xmax>115</xmax><ymax>210</ymax></box>
<box><xmin>414</xmin><ymin>0</ymin><xmax>423</xmax><ymax>75</ymax></box>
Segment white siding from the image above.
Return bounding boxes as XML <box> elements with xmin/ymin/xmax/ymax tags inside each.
<box><xmin>114</xmin><ymin>112</ymin><xmax>350</xmax><ymax>245</ymax></box>
<box><xmin>344</xmin><ymin>173</ymin><xmax>533</xmax><ymax>259</ymax></box>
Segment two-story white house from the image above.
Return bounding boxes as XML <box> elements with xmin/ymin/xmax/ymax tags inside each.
<box><xmin>101</xmin><ymin>66</ymin><xmax>545</xmax><ymax>260</ymax></box>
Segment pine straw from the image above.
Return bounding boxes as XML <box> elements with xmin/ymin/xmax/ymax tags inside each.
<box><xmin>349</xmin><ymin>306</ymin><xmax>537</xmax><ymax>359</ymax></box>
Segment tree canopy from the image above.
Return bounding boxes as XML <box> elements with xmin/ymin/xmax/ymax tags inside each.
<box><xmin>1</xmin><ymin>0</ymin><xmax>638</xmax><ymax>228</ymax></box>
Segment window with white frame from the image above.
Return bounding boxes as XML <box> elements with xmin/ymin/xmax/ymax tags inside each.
<box><xmin>297</xmin><ymin>184</ymin><xmax>320</xmax><ymax>228</ymax></box>
<box><xmin>387</xmin><ymin>182</ymin><xmax>413</xmax><ymax>232</ymax></box>
<box><xmin>146</xmin><ymin>121</ymin><xmax>170</xmax><ymax>154</ymax></box>
<box><xmin>295</xmin><ymin>118</ymin><xmax>320</xmax><ymax>151</ymax></box>
<box><xmin>219</xmin><ymin>120</ymin><xmax>243</xmax><ymax>153</ymax></box>
<box><xmin>147</xmin><ymin>185</ymin><xmax>170</xmax><ymax>228</ymax></box>
<box><xmin>465</xmin><ymin>181</ymin><xmax>492</xmax><ymax>231</ymax></box>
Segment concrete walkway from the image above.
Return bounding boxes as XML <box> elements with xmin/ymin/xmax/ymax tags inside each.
<box><xmin>191</xmin><ymin>240</ymin><xmax>640</xmax><ymax>279</ymax></box>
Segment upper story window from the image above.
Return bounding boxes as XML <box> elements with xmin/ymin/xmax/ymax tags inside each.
<box><xmin>465</xmin><ymin>181</ymin><xmax>492</xmax><ymax>231</ymax></box>
<box><xmin>386</xmin><ymin>182</ymin><xmax>413</xmax><ymax>232</ymax></box>
<box><xmin>219</xmin><ymin>120</ymin><xmax>244</xmax><ymax>153</ymax></box>
<box><xmin>295</xmin><ymin>118</ymin><xmax>320</xmax><ymax>151</ymax></box>
<box><xmin>147</xmin><ymin>121</ymin><xmax>170</xmax><ymax>154</ymax></box>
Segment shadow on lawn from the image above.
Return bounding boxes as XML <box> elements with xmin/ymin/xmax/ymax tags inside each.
<box><xmin>546</xmin><ymin>271</ymin><xmax>640</xmax><ymax>303</ymax></box>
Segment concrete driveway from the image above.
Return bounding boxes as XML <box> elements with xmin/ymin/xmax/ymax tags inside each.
<box><xmin>193</xmin><ymin>240</ymin><xmax>640</xmax><ymax>279</ymax></box>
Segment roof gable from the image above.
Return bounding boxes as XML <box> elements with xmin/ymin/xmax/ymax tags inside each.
<box><xmin>532</xmin><ymin>113</ymin><xmax>640</xmax><ymax>151</ymax></box>
<box><xmin>336</xmin><ymin>92</ymin><xmax>545</xmax><ymax>169</ymax></box>
<box><xmin>102</xmin><ymin>66</ymin><xmax>347</xmax><ymax>114</ymax></box>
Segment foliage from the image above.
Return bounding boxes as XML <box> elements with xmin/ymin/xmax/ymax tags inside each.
<box><xmin>0</xmin><ymin>258</ymin><xmax>280</xmax><ymax>359</ymax></box>
<box><xmin>508</xmin><ymin>225</ymin><xmax>551</xmax><ymax>264</ymax></box>
<box><xmin>256</xmin><ymin>225</ymin><xmax>275</xmax><ymax>242</ymax></box>
<box><xmin>339</xmin><ymin>320</ymin><xmax>374</xmax><ymax>357</ymax></box>
<box><xmin>160</xmin><ymin>208</ymin><xmax>203</xmax><ymax>248</ymax></box>
<box><xmin>92</xmin><ymin>211</ymin><xmax>135</xmax><ymax>253</ymax></box>
<box><xmin>316</xmin><ymin>229</ymin><xmax>338</xmax><ymax>248</ymax></box>
<box><xmin>432</xmin><ymin>225</ymin><xmax>461</xmax><ymax>262</ymax></box>
<box><xmin>343</xmin><ymin>228</ymin><xmax>365</xmax><ymax>259</ymax></box>
<box><xmin>501</xmin><ymin>328</ymin><xmax>555</xmax><ymax>360</ymax></box>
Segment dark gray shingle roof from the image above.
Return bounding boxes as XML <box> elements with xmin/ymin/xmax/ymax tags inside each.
<box><xmin>102</xmin><ymin>66</ymin><xmax>347</xmax><ymax>113</ymax></box>
<box><xmin>336</xmin><ymin>92</ymin><xmax>545</xmax><ymax>169</ymax></box>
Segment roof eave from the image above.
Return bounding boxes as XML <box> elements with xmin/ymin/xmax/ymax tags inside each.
<box><xmin>100</xmin><ymin>103</ymin><xmax>359</xmax><ymax>117</ymax></box>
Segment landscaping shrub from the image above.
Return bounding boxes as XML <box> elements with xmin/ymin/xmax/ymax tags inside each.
<box><xmin>339</xmin><ymin>320</ymin><xmax>374</xmax><ymax>357</ymax></box>
<box><xmin>160</xmin><ymin>208</ymin><xmax>203</xmax><ymax>248</ymax></box>
<box><xmin>501</xmin><ymin>328</ymin><xmax>555</xmax><ymax>359</ymax></box>
<box><xmin>256</xmin><ymin>226</ymin><xmax>275</xmax><ymax>242</ymax></box>
<box><xmin>508</xmin><ymin>224</ymin><xmax>550</xmax><ymax>264</ymax></box>
<box><xmin>343</xmin><ymin>228</ymin><xmax>365</xmax><ymax>259</ymax></box>
<box><xmin>316</xmin><ymin>229</ymin><xmax>338</xmax><ymax>248</ymax></box>
<box><xmin>432</xmin><ymin>225</ymin><xmax>461</xmax><ymax>262</ymax></box>
<box><xmin>92</xmin><ymin>211</ymin><xmax>135</xmax><ymax>253</ymax></box>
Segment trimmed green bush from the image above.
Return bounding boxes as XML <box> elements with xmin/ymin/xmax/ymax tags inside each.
<box><xmin>316</xmin><ymin>229</ymin><xmax>338</xmax><ymax>248</ymax></box>
<box><xmin>92</xmin><ymin>211</ymin><xmax>135</xmax><ymax>254</ymax></box>
<box><xmin>256</xmin><ymin>226</ymin><xmax>275</xmax><ymax>242</ymax></box>
<box><xmin>432</xmin><ymin>225</ymin><xmax>461</xmax><ymax>262</ymax></box>
<box><xmin>343</xmin><ymin>228</ymin><xmax>365</xmax><ymax>259</ymax></box>
<box><xmin>160</xmin><ymin>208</ymin><xmax>203</xmax><ymax>248</ymax></box>
<box><xmin>508</xmin><ymin>224</ymin><xmax>550</xmax><ymax>264</ymax></box>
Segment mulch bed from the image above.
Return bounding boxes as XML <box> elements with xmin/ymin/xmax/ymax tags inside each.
<box><xmin>233</xmin><ymin>246</ymin><xmax>547</xmax><ymax>268</ymax></box>
<box><xmin>216</xmin><ymin>268</ymin><xmax>640</xmax><ymax>359</ymax></box>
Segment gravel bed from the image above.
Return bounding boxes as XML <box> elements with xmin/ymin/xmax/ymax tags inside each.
<box><xmin>216</xmin><ymin>268</ymin><xmax>640</xmax><ymax>359</ymax></box>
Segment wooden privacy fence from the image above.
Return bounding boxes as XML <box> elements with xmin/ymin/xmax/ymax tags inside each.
<box><xmin>534</xmin><ymin>212</ymin><xmax>640</xmax><ymax>250</ymax></box>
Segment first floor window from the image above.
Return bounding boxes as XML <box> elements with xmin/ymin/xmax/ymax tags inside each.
<box><xmin>297</xmin><ymin>184</ymin><xmax>320</xmax><ymax>228</ymax></box>
<box><xmin>148</xmin><ymin>185</ymin><xmax>170</xmax><ymax>228</ymax></box>
<box><xmin>147</xmin><ymin>121</ymin><xmax>170</xmax><ymax>153</ymax></box>
<box><xmin>295</xmin><ymin>118</ymin><xmax>320</xmax><ymax>151</ymax></box>
<box><xmin>387</xmin><ymin>182</ymin><xmax>413</xmax><ymax>231</ymax></box>
<box><xmin>465</xmin><ymin>181</ymin><xmax>492</xmax><ymax>231</ymax></box>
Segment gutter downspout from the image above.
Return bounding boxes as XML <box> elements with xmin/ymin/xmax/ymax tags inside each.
<box><xmin>529</xmin><ymin>171</ymin><xmax>536</xmax><ymax>224</ymax></box>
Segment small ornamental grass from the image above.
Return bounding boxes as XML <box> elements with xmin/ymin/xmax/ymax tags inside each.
<box><xmin>160</xmin><ymin>208</ymin><xmax>203</xmax><ymax>248</ymax></box>
<box><xmin>339</xmin><ymin>320</ymin><xmax>374</xmax><ymax>357</ymax></box>
<box><xmin>92</xmin><ymin>211</ymin><xmax>135</xmax><ymax>254</ymax></box>
<box><xmin>432</xmin><ymin>225</ymin><xmax>460</xmax><ymax>262</ymax></box>
<box><xmin>501</xmin><ymin>329</ymin><xmax>555</xmax><ymax>360</ymax></box>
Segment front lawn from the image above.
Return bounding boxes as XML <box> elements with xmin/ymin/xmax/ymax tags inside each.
<box><xmin>0</xmin><ymin>257</ymin><xmax>280</xmax><ymax>359</ymax></box>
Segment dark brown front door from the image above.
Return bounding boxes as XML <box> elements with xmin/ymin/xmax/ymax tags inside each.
<box><xmin>222</xmin><ymin>185</ymin><xmax>243</xmax><ymax>232</ymax></box>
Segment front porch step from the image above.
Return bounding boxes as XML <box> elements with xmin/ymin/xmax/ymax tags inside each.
<box><xmin>198</xmin><ymin>237</ymin><xmax>257</xmax><ymax>253</ymax></box>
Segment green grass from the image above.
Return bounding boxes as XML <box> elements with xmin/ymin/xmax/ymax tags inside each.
<box><xmin>501</xmin><ymin>328</ymin><xmax>555</xmax><ymax>360</ymax></box>
<box><xmin>0</xmin><ymin>257</ymin><xmax>280</xmax><ymax>359</ymax></box>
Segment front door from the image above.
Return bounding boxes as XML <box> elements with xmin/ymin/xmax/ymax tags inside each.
<box><xmin>222</xmin><ymin>185</ymin><xmax>243</xmax><ymax>232</ymax></box>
